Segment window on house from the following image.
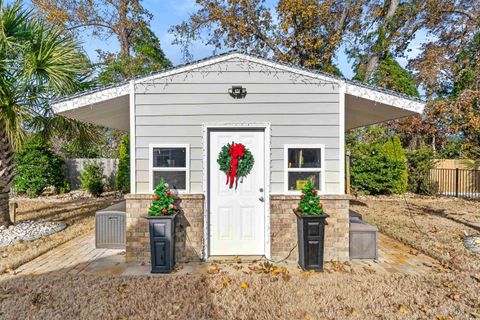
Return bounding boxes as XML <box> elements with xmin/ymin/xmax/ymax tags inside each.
<box><xmin>284</xmin><ymin>145</ymin><xmax>325</xmax><ymax>193</ymax></box>
<box><xmin>150</xmin><ymin>145</ymin><xmax>189</xmax><ymax>192</ymax></box>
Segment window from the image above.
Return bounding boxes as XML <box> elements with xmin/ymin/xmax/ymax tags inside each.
<box><xmin>149</xmin><ymin>144</ymin><xmax>189</xmax><ymax>192</ymax></box>
<box><xmin>284</xmin><ymin>144</ymin><xmax>325</xmax><ymax>194</ymax></box>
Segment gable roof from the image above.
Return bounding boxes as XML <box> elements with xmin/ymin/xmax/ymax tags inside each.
<box><xmin>52</xmin><ymin>50</ymin><xmax>425</xmax><ymax>115</ymax></box>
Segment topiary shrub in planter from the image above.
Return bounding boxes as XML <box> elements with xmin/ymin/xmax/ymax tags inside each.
<box><xmin>146</xmin><ymin>178</ymin><xmax>179</xmax><ymax>273</ymax></box>
<box><xmin>79</xmin><ymin>161</ymin><xmax>105</xmax><ymax>197</ymax></box>
<box><xmin>293</xmin><ymin>181</ymin><xmax>328</xmax><ymax>271</ymax></box>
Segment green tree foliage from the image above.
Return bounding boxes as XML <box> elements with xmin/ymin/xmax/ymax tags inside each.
<box><xmin>14</xmin><ymin>139</ymin><xmax>67</xmax><ymax>197</ymax></box>
<box><xmin>116</xmin><ymin>134</ymin><xmax>130</xmax><ymax>193</ymax></box>
<box><xmin>350</xmin><ymin>141</ymin><xmax>407</xmax><ymax>195</ymax></box>
<box><xmin>34</xmin><ymin>0</ymin><xmax>171</xmax><ymax>84</ymax></box>
<box><xmin>383</xmin><ymin>136</ymin><xmax>408</xmax><ymax>193</ymax></box>
<box><xmin>0</xmin><ymin>1</ymin><xmax>95</xmax><ymax>223</ymax></box>
<box><xmin>406</xmin><ymin>147</ymin><xmax>436</xmax><ymax>194</ymax></box>
<box><xmin>97</xmin><ymin>27</ymin><xmax>171</xmax><ymax>84</ymax></box>
<box><xmin>79</xmin><ymin>161</ymin><xmax>105</xmax><ymax>197</ymax></box>
<box><xmin>295</xmin><ymin>181</ymin><xmax>324</xmax><ymax>215</ymax></box>
<box><xmin>354</xmin><ymin>55</ymin><xmax>419</xmax><ymax>97</ymax></box>
<box><xmin>148</xmin><ymin>178</ymin><xmax>177</xmax><ymax>216</ymax></box>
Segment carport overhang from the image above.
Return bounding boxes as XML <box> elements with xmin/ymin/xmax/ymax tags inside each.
<box><xmin>55</xmin><ymin>83</ymin><xmax>131</xmax><ymax>131</ymax></box>
<box><xmin>52</xmin><ymin>52</ymin><xmax>425</xmax><ymax>131</ymax></box>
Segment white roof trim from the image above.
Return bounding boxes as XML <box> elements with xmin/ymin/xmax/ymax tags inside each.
<box><xmin>53</xmin><ymin>83</ymin><xmax>129</xmax><ymax>114</ymax></box>
<box><xmin>52</xmin><ymin>51</ymin><xmax>425</xmax><ymax>115</ymax></box>
<box><xmin>345</xmin><ymin>82</ymin><xmax>424</xmax><ymax>114</ymax></box>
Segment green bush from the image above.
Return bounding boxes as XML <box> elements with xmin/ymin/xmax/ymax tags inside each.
<box><xmin>406</xmin><ymin>147</ymin><xmax>436</xmax><ymax>194</ymax></box>
<box><xmin>116</xmin><ymin>134</ymin><xmax>130</xmax><ymax>193</ymax></box>
<box><xmin>14</xmin><ymin>139</ymin><xmax>67</xmax><ymax>197</ymax></box>
<box><xmin>350</xmin><ymin>141</ymin><xmax>407</xmax><ymax>195</ymax></box>
<box><xmin>79</xmin><ymin>161</ymin><xmax>105</xmax><ymax>197</ymax></box>
<box><xmin>383</xmin><ymin>136</ymin><xmax>408</xmax><ymax>193</ymax></box>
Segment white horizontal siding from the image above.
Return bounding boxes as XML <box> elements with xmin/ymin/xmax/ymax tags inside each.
<box><xmin>135</xmin><ymin>103</ymin><xmax>339</xmax><ymax>116</ymax></box>
<box><xmin>136</xmin><ymin>114</ymin><xmax>339</xmax><ymax>126</ymax></box>
<box><xmin>134</xmin><ymin>58</ymin><xmax>342</xmax><ymax>194</ymax></box>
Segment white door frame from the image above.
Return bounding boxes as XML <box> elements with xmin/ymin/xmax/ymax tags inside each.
<box><xmin>202</xmin><ymin>122</ymin><xmax>271</xmax><ymax>260</ymax></box>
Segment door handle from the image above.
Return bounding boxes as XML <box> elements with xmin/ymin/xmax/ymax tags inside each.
<box><xmin>259</xmin><ymin>196</ymin><xmax>264</xmax><ymax>202</ymax></box>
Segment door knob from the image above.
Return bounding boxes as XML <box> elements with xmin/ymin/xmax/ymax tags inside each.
<box><xmin>259</xmin><ymin>196</ymin><xmax>264</xmax><ymax>202</ymax></box>
<box><xmin>259</xmin><ymin>188</ymin><xmax>264</xmax><ymax>192</ymax></box>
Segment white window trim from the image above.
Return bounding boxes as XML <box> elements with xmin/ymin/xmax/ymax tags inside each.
<box><xmin>284</xmin><ymin>144</ymin><xmax>326</xmax><ymax>195</ymax></box>
<box><xmin>149</xmin><ymin>144</ymin><xmax>190</xmax><ymax>193</ymax></box>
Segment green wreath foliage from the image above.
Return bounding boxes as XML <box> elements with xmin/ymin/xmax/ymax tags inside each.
<box><xmin>217</xmin><ymin>142</ymin><xmax>254</xmax><ymax>178</ymax></box>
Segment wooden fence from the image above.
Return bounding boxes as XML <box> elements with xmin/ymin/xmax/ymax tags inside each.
<box><xmin>65</xmin><ymin>158</ymin><xmax>118</xmax><ymax>190</ymax></box>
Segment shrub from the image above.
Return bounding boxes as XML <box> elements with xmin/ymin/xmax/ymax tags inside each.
<box><xmin>116</xmin><ymin>134</ymin><xmax>130</xmax><ymax>193</ymax></box>
<box><xmin>79</xmin><ymin>161</ymin><xmax>105</xmax><ymax>197</ymax></box>
<box><xmin>383</xmin><ymin>136</ymin><xmax>408</xmax><ymax>193</ymax></box>
<box><xmin>14</xmin><ymin>139</ymin><xmax>67</xmax><ymax>197</ymax></box>
<box><xmin>350</xmin><ymin>142</ymin><xmax>407</xmax><ymax>195</ymax></box>
<box><xmin>406</xmin><ymin>147</ymin><xmax>436</xmax><ymax>194</ymax></box>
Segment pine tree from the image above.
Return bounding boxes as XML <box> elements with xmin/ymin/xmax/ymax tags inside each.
<box><xmin>295</xmin><ymin>181</ymin><xmax>324</xmax><ymax>215</ymax></box>
<box><xmin>148</xmin><ymin>178</ymin><xmax>178</xmax><ymax>216</ymax></box>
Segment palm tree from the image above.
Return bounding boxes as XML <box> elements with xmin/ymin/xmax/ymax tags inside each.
<box><xmin>0</xmin><ymin>1</ymin><xmax>94</xmax><ymax>225</ymax></box>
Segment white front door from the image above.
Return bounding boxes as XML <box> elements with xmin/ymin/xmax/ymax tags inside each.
<box><xmin>209</xmin><ymin>130</ymin><xmax>265</xmax><ymax>256</ymax></box>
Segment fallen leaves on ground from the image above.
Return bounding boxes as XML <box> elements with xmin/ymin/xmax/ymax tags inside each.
<box><xmin>247</xmin><ymin>261</ymin><xmax>291</xmax><ymax>281</ymax></box>
<box><xmin>398</xmin><ymin>305</ymin><xmax>409</xmax><ymax>313</ymax></box>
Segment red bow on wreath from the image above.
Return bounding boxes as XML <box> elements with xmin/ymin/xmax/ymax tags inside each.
<box><xmin>226</xmin><ymin>143</ymin><xmax>245</xmax><ymax>188</ymax></box>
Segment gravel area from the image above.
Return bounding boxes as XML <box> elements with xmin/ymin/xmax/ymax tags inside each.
<box><xmin>0</xmin><ymin>221</ymin><xmax>66</xmax><ymax>248</ymax></box>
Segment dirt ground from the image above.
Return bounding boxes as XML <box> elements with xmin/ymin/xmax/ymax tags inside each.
<box><xmin>350</xmin><ymin>194</ymin><xmax>480</xmax><ymax>273</ymax></box>
<box><xmin>0</xmin><ymin>267</ymin><xmax>478</xmax><ymax>319</ymax></box>
<box><xmin>0</xmin><ymin>192</ymin><xmax>121</xmax><ymax>273</ymax></box>
<box><xmin>0</xmin><ymin>195</ymin><xmax>479</xmax><ymax>319</ymax></box>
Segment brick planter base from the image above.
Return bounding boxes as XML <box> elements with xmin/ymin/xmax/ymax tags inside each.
<box><xmin>271</xmin><ymin>195</ymin><xmax>350</xmax><ymax>262</ymax></box>
<box><xmin>126</xmin><ymin>194</ymin><xmax>350</xmax><ymax>264</ymax></box>
<box><xmin>125</xmin><ymin>194</ymin><xmax>204</xmax><ymax>263</ymax></box>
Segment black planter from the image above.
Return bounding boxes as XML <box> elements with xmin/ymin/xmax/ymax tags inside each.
<box><xmin>295</xmin><ymin>211</ymin><xmax>329</xmax><ymax>271</ymax></box>
<box><xmin>146</xmin><ymin>213</ymin><xmax>177</xmax><ymax>273</ymax></box>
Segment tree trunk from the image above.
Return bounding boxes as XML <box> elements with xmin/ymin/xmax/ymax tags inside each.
<box><xmin>362</xmin><ymin>0</ymin><xmax>400</xmax><ymax>82</ymax></box>
<box><xmin>0</xmin><ymin>121</ymin><xmax>14</xmax><ymax>226</ymax></box>
<box><xmin>117</xmin><ymin>0</ymin><xmax>131</xmax><ymax>57</ymax></box>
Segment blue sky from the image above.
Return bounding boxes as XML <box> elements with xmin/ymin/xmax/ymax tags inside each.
<box><xmin>19</xmin><ymin>0</ymin><xmax>425</xmax><ymax>80</ymax></box>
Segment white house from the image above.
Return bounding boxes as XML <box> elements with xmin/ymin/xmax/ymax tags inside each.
<box><xmin>53</xmin><ymin>51</ymin><xmax>424</xmax><ymax>263</ymax></box>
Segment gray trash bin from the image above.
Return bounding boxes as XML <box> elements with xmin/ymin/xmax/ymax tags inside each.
<box><xmin>95</xmin><ymin>201</ymin><xmax>126</xmax><ymax>249</ymax></box>
<box><xmin>349</xmin><ymin>219</ymin><xmax>378</xmax><ymax>259</ymax></box>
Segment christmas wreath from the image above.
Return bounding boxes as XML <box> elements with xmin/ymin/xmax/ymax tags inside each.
<box><xmin>217</xmin><ymin>142</ymin><xmax>254</xmax><ymax>188</ymax></box>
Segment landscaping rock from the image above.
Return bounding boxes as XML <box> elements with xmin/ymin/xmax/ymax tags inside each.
<box><xmin>0</xmin><ymin>221</ymin><xmax>66</xmax><ymax>248</ymax></box>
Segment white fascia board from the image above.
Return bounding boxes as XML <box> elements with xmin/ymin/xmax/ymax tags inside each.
<box><xmin>345</xmin><ymin>82</ymin><xmax>425</xmax><ymax>114</ymax></box>
<box><xmin>52</xmin><ymin>84</ymin><xmax>129</xmax><ymax>114</ymax></box>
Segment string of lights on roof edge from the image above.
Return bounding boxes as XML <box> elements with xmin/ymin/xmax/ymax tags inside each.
<box><xmin>51</xmin><ymin>49</ymin><xmax>425</xmax><ymax>105</ymax></box>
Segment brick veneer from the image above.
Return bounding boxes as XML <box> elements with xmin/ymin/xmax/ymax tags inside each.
<box><xmin>270</xmin><ymin>195</ymin><xmax>351</xmax><ymax>262</ymax></box>
<box><xmin>125</xmin><ymin>194</ymin><xmax>204</xmax><ymax>263</ymax></box>
<box><xmin>126</xmin><ymin>193</ymin><xmax>350</xmax><ymax>264</ymax></box>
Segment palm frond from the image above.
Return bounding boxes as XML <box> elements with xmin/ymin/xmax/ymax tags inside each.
<box><xmin>0</xmin><ymin>0</ymin><xmax>92</xmax><ymax>151</ymax></box>
<box><xmin>28</xmin><ymin>115</ymin><xmax>102</xmax><ymax>149</ymax></box>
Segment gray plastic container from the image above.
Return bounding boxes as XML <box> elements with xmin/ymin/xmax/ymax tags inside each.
<box><xmin>349</xmin><ymin>219</ymin><xmax>378</xmax><ymax>259</ymax></box>
<box><xmin>95</xmin><ymin>201</ymin><xmax>126</xmax><ymax>249</ymax></box>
